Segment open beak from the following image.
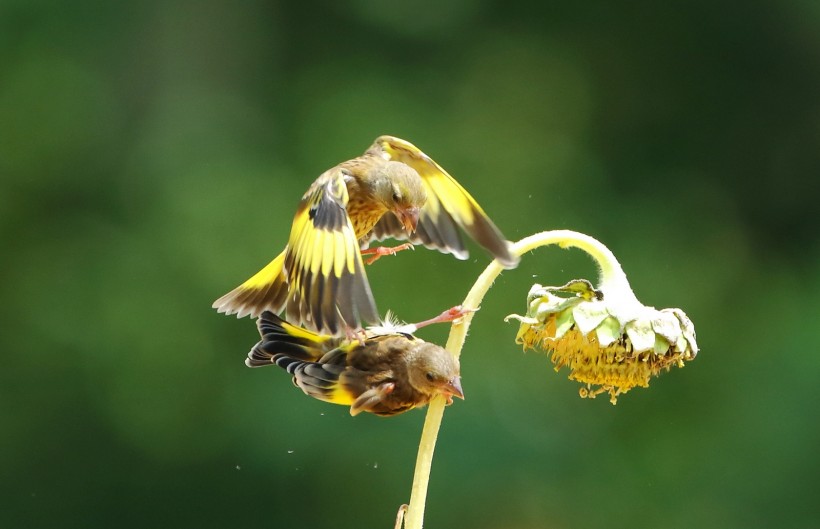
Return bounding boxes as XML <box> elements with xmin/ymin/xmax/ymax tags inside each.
<box><xmin>396</xmin><ymin>206</ymin><xmax>420</xmax><ymax>233</ymax></box>
<box><xmin>444</xmin><ymin>376</ymin><xmax>465</xmax><ymax>401</ymax></box>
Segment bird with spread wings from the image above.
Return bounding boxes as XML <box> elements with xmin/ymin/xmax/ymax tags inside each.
<box><xmin>213</xmin><ymin>135</ymin><xmax>518</xmax><ymax>336</ymax></box>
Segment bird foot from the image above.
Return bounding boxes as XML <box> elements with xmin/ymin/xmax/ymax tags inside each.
<box><xmin>344</xmin><ymin>326</ymin><xmax>367</xmax><ymax>345</ymax></box>
<box><xmin>350</xmin><ymin>382</ymin><xmax>395</xmax><ymax>416</ymax></box>
<box><xmin>361</xmin><ymin>243</ymin><xmax>415</xmax><ymax>265</ymax></box>
<box><xmin>411</xmin><ymin>305</ymin><xmax>479</xmax><ymax>330</ymax></box>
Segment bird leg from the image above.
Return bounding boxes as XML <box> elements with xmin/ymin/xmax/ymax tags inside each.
<box><xmin>360</xmin><ymin>243</ymin><xmax>414</xmax><ymax>265</ymax></box>
<box><xmin>410</xmin><ymin>305</ymin><xmax>478</xmax><ymax>330</ymax></box>
<box><xmin>367</xmin><ymin>306</ymin><xmax>479</xmax><ymax>336</ymax></box>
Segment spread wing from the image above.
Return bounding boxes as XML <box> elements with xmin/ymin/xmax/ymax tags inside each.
<box><xmin>282</xmin><ymin>169</ymin><xmax>379</xmax><ymax>335</ymax></box>
<box><xmin>365</xmin><ymin>135</ymin><xmax>519</xmax><ymax>269</ymax></box>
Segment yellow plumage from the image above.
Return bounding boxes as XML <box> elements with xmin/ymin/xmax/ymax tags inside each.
<box><xmin>213</xmin><ymin>135</ymin><xmax>519</xmax><ymax>335</ymax></box>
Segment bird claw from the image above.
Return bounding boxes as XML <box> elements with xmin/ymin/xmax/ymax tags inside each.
<box><xmin>361</xmin><ymin>243</ymin><xmax>415</xmax><ymax>265</ymax></box>
<box><xmin>443</xmin><ymin>305</ymin><xmax>478</xmax><ymax>324</ymax></box>
<box><xmin>349</xmin><ymin>382</ymin><xmax>395</xmax><ymax>416</ymax></box>
<box><xmin>411</xmin><ymin>305</ymin><xmax>479</xmax><ymax>330</ymax></box>
<box><xmin>344</xmin><ymin>326</ymin><xmax>367</xmax><ymax>345</ymax></box>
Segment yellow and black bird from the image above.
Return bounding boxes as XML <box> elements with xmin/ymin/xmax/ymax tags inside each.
<box><xmin>247</xmin><ymin>309</ymin><xmax>466</xmax><ymax>417</ymax></box>
<box><xmin>213</xmin><ymin>135</ymin><xmax>518</xmax><ymax>335</ymax></box>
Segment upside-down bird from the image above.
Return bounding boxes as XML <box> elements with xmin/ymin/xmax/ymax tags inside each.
<box><xmin>213</xmin><ymin>135</ymin><xmax>518</xmax><ymax>335</ymax></box>
<box><xmin>246</xmin><ymin>307</ymin><xmax>469</xmax><ymax>417</ymax></box>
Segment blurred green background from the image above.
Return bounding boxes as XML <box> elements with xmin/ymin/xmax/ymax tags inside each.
<box><xmin>2</xmin><ymin>1</ymin><xmax>819</xmax><ymax>528</ymax></box>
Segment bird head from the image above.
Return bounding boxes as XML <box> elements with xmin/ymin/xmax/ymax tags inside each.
<box><xmin>368</xmin><ymin>161</ymin><xmax>427</xmax><ymax>232</ymax></box>
<box><xmin>407</xmin><ymin>342</ymin><xmax>464</xmax><ymax>401</ymax></box>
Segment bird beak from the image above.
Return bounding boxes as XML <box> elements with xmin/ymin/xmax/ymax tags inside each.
<box><xmin>444</xmin><ymin>376</ymin><xmax>465</xmax><ymax>401</ymax></box>
<box><xmin>396</xmin><ymin>207</ymin><xmax>420</xmax><ymax>232</ymax></box>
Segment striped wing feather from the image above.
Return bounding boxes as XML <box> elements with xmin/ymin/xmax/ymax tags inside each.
<box><xmin>367</xmin><ymin>136</ymin><xmax>519</xmax><ymax>268</ymax></box>
<box><xmin>283</xmin><ymin>169</ymin><xmax>379</xmax><ymax>334</ymax></box>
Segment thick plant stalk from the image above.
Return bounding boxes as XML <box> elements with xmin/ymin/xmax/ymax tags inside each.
<box><xmin>402</xmin><ymin>230</ymin><xmax>624</xmax><ymax>529</ymax></box>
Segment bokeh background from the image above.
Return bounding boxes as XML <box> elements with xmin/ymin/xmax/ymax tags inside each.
<box><xmin>3</xmin><ymin>1</ymin><xmax>819</xmax><ymax>528</ymax></box>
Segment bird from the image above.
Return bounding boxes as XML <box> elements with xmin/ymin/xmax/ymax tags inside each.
<box><xmin>212</xmin><ymin>135</ymin><xmax>519</xmax><ymax>336</ymax></box>
<box><xmin>246</xmin><ymin>307</ymin><xmax>468</xmax><ymax>417</ymax></box>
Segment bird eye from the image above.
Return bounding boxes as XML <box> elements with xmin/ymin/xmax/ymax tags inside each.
<box><xmin>425</xmin><ymin>372</ymin><xmax>435</xmax><ymax>382</ymax></box>
<box><xmin>390</xmin><ymin>183</ymin><xmax>402</xmax><ymax>203</ymax></box>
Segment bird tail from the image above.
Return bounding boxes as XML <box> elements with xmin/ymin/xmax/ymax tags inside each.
<box><xmin>247</xmin><ymin>312</ymin><xmax>354</xmax><ymax>408</ymax></box>
<box><xmin>212</xmin><ymin>251</ymin><xmax>289</xmax><ymax>319</ymax></box>
<box><xmin>246</xmin><ymin>311</ymin><xmax>335</xmax><ymax>367</ymax></box>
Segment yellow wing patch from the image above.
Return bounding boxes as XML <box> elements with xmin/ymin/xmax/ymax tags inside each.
<box><xmin>379</xmin><ymin>136</ymin><xmax>479</xmax><ymax>225</ymax></box>
<box><xmin>212</xmin><ymin>251</ymin><xmax>289</xmax><ymax>319</ymax></box>
<box><xmin>282</xmin><ymin>169</ymin><xmax>379</xmax><ymax>334</ymax></box>
<box><xmin>370</xmin><ymin>135</ymin><xmax>519</xmax><ymax>268</ymax></box>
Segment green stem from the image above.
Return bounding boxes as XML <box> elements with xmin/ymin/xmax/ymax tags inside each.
<box><xmin>401</xmin><ymin>230</ymin><xmax>628</xmax><ymax>529</ymax></box>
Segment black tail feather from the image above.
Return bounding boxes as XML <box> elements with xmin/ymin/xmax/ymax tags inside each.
<box><xmin>246</xmin><ymin>311</ymin><xmax>335</xmax><ymax>367</ymax></box>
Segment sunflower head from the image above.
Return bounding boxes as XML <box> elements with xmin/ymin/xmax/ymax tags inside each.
<box><xmin>506</xmin><ymin>279</ymin><xmax>698</xmax><ymax>404</ymax></box>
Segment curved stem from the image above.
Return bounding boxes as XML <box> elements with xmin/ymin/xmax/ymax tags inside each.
<box><xmin>402</xmin><ymin>230</ymin><xmax>628</xmax><ymax>529</ymax></box>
